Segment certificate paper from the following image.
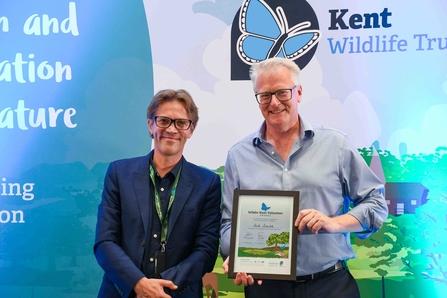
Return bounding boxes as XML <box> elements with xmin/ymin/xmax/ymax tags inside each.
<box><xmin>228</xmin><ymin>190</ymin><xmax>299</xmax><ymax>280</ymax></box>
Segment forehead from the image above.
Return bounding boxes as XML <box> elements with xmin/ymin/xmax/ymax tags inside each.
<box><xmin>255</xmin><ymin>67</ymin><xmax>293</xmax><ymax>91</ymax></box>
<box><xmin>156</xmin><ymin>100</ymin><xmax>189</xmax><ymax>117</ymax></box>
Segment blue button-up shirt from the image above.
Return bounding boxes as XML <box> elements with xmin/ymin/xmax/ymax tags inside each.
<box><xmin>220</xmin><ymin>117</ymin><xmax>388</xmax><ymax>276</ymax></box>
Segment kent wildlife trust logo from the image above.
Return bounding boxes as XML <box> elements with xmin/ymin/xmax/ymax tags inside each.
<box><xmin>231</xmin><ymin>0</ymin><xmax>321</xmax><ymax>80</ymax></box>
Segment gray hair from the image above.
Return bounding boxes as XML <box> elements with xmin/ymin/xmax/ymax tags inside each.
<box><xmin>249</xmin><ymin>58</ymin><xmax>301</xmax><ymax>91</ymax></box>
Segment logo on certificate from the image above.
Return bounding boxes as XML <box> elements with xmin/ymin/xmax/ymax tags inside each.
<box><xmin>261</xmin><ymin>202</ymin><xmax>271</xmax><ymax>211</ymax></box>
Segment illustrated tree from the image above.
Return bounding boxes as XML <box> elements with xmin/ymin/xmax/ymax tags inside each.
<box><xmin>352</xmin><ymin>214</ymin><xmax>416</xmax><ymax>297</ymax></box>
<box><xmin>382</xmin><ymin>147</ymin><xmax>447</xmax><ymax>286</ymax></box>
<box><xmin>400</xmin><ymin>198</ymin><xmax>447</xmax><ymax>285</ymax></box>
<box><xmin>266</xmin><ymin>232</ymin><xmax>289</xmax><ymax>250</ymax></box>
<box><xmin>0</xmin><ymin>216</ymin><xmax>34</xmax><ymax>286</ymax></box>
<box><xmin>358</xmin><ymin>147</ymin><xmax>405</xmax><ymax>183</ymax></box>
<box><xmin>354</xmin><ymin>146</ymin><xmax>447</xmax><ymax>296</ymax></box>
<box><xmin>266</xmin><ymin>233</ymin><xmax>279</xmax><ymax>249</ymax></box>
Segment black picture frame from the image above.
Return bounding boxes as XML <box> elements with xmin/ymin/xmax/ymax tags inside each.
<box><xmin>228</xmin><ymin>189</ymin><xmax>299</xmax><ymax>281</ymax></box>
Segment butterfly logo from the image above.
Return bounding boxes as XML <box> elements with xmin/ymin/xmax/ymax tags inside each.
<box><xmin>261</xmin><ymin>202</ymin><xmax>271</xmax><ymax>211</ymax></box>
<box><xmin>237</xmin><ymin>0</ymin><xmax>321</xmax><ymax>65</ymax></box>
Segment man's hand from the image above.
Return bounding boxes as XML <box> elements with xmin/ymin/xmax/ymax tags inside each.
<box><xmin>134</xmin><ymin>277</ymin><xmax>178</xmax><ymax>298</ymax></box>
<box><xmin>295</xmin><ymin>209</ymin><xmax>363</xmax><ymax>234</ymax></box>
<box><xmin>222</xmin><ymin>256</ymin><xmax>262</xmax><ymax>286</ymax></box>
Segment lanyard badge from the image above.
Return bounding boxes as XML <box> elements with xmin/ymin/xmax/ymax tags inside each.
<box><xmin>154</xmin><ymin>242</ymin><xmax>166</xmax><ymax>278</ymax></box>
<box><xmin>150</xmin><ymin>165</ymin><xmax>181</xmax><ymax>277</ymax></box>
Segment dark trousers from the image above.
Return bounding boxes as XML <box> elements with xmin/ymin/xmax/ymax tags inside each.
<box><xmin>244</xmin><ymin>268</ymin><xmax>360</xmax><ymax>298</ymax></box>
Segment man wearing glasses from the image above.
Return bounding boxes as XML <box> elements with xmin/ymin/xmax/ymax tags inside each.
<box><xmin>220</xmin><ymin>58</ymin><xmax>388</xmax><ymax>298</ymax></box>
<box><xmin>95</xmin><ymin>89</ymin><xmax>221</xmax><ymax>298</ymax></box>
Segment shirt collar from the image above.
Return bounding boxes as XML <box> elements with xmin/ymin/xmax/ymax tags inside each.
<box><xmin>252</xmin><ymin>116</ymin><xmax>315</xmax><ymax>147</ymax></box>
<box><xmin>149</xmin><ymin>150</ymin><xmax>182</xmax><ymax>178</ymax></box>
<box><xmin>300</xmin><ymin>117</ymin><xmax>315</xmax><ymax>138</ymax></box>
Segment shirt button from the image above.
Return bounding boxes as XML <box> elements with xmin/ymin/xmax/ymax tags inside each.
<box><xmin>153</xmin><ymin>234</ymin><xmax>158</xmax><ymax>238</ymax></box>
<box><xmin>284</xmin><ymin>168</ymin><xmax>288</xmax><ymax>172</ymax></box>
<box><xmin>140</xmin><ymin>240</ymin><xmax>145</xmax><ymax>246</ymax></box>
<box><xmin>150</xmin><ymin>258</ymin><xmax>154</xmax><ymax>262</ymax></box>
<box><xmin>271</xmin><ymin>151</ymin><xmax>275</xmax><ymax>155</ymax></box>
<box><xmin>160</xmin><ymin>187</ymin><xmax>165</xmax><ymax>191</ymax></box>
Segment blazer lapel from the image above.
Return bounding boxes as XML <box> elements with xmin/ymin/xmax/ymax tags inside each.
<box><xmin>133</xmin><ymin>155</ymin><xmax>151</xmax><ymax>236</ymax></box>
<box><xmin>167</xmin><ymin>160</ymin><xmax>193</xmax><ymax>239</ymax></box>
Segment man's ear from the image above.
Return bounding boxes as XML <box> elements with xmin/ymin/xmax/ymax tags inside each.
<box><xmin>297</xmin><ymin>85</ymin><xmax>303</xmax><ymax>103</ymax></box>
<box><xmin>148</xmin><ymin>119</ymin><xmax>154</xmax><ymax>137</ymax></box>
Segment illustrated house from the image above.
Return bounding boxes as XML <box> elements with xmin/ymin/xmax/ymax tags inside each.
<box><xmin>368</xmin><ymin>147</ymin><xmax>429</xmax><ymax>216</ymax></box>
<box><xmin>385</xmin><ymin>182</ymin><xmax>429</xmax><ymax>216</ymax></box>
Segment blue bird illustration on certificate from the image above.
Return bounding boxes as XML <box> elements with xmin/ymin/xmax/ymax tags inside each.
<box><xmin>237</xmin><ymin>0</ymin><xmax>321</xmax><ymax>64</ymax></box>
<box><xmin>261</xmin><ymin>202</ymin><xmax>271</xmax><ymax>211</ymax></box>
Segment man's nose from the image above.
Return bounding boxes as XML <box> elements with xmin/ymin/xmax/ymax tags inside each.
<box><xmin>269</xmin><ymin>94</ymin><xmax>282</xmax><ymax>105</ymax></box>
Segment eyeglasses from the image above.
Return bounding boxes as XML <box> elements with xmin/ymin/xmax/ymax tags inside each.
<box><xmin>255</xmin><ymin>86</ymin><xmax>297</xmax><ymax>104</ymax></box>
<box><xmin>153</xmin><ymin>116</ymin><xmax>193</xmax><ymax>130</ymax></box>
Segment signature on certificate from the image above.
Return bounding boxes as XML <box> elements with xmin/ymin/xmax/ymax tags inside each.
<box><xmin>243</xmin><ymin>232</ymin><xmax>253</xmax><ymax>239</ymax></box>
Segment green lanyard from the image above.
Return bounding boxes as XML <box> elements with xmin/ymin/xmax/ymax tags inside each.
<box><xmin>149</xmin><ymin>164</ymin><xmax>181</xmax><ymax>243</ymax></box>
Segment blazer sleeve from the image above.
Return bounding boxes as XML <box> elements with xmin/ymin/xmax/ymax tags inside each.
<box><xmin>94</xmin><ymin>161</ymin><xmax>145</xmax><ymax>297</ymax></box>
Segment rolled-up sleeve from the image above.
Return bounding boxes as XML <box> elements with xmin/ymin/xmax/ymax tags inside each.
<box><xmin>341</xmin><ymin>140</ymin><xmax>389</xmax><ymax>239</ymax></box>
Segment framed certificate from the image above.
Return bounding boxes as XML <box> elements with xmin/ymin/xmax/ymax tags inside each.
<box><xmin>228</xmin><ymin>189</ymin><xmax>299</xmax><ymax>280</ymax></box>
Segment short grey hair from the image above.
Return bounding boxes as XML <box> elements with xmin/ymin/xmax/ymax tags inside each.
<box><xmin>249</xmin><ymin>58</ymin><xmax>301</xmax><ymax>91</ymax></box>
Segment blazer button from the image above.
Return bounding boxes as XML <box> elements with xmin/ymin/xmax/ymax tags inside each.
<box><xmin>140</xmin><ymin>240</ymin><xmax>145</xmax><ymax>246</ymax></box>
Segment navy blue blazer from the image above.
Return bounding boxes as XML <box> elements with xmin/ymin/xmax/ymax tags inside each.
<box><xmin>94</xmin><ymin>153</ymin><xmax>221</xmax><ymax>298</ymax></box>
